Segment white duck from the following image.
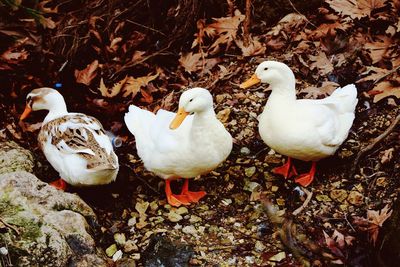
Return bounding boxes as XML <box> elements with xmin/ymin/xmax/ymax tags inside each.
<box><xmin>20</xmin><ymin>87</ymin><xmax>119</xmax><ymax>189</ymax></box>
<box><xmin>124</xmin><ymin>87</ymin><xmax>232</xmax><ymax>207</ymax></box>
<box><xmin>240</xmin><ymin>61</ymin><xmax>358</xmax><ymax>186</ymax></box>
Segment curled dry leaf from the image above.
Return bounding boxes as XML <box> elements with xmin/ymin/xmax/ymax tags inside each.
<box><xmin>74</xmin><ymin>60</ymin><xmax>99</xmax><ymax>86</ymax></box>
<box><xmin>266</xmin><ymin>13</ymin><xmax>307</xmax><ymax>37</ymax></box>
<box><xmin>357</xmin><ymin>66</ymin><xmax>387</xmax><ymax>83</ymax></box>
<box><xmin>1</xmin><ymin>48</ymin><xmax>29</xmax><ymax>63</ymax></box>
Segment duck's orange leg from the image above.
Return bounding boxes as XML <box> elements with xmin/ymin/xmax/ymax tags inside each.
<box><xmin>181</xmin><ymin>179</ymin><xmax>206</xmax><ymax>203</ymax></box>
<box><xmin>295</xmin><ymin>162</ymin><xmax>317</xmax><ymax>187</ymax></box>
<box><xmin>50</xmin><ymin>178</ymin><xmax>67</xmax><ymax>190</ymax></box>
<box><xmin>165</xmin><ymin>179</ymin><xmax>190</xmax><ymax>207</ymax></box>
<box><xmin>272</xmin><ymin>157</ymin><xmax>297</xmax><ymax>178</ymax></box>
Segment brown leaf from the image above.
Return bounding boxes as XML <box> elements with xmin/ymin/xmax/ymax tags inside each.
<box><xmin>74</xmin><ymin>60</ymin><xmax>99</xmax><ymax>86</ymax></box>
<box><xmin>368</xmin><ymin>204</ymin><xmax>393</xmax><ymax>227</ymax></box>
<box><xmin>365</xmin><ymin>36</ymin><xmax>393</xmax><ymax>64</ymax></box>
<box><xmin>235</xmin><ymin>36</ymin><xmax>266</xmax><ymax>57</ymax></box>
<box><xmin>266</xmin><ymin>13</ymin><xmax>307</xmax><ymax>37</ymax></box>
<box><xmin>98</xmin><ymin>76</ymin><xmax>128</xmax><ymax>98</ymax></box>
<box><xmin>122</xmin><ymin>73</ymin><xmax>159</xmax><ymax>98</ymax></box>
<box><xmin>206</xmin><ymin>9</ymin><xmax>245</xmax><ymax>54</ymax></box>
<box><xmin>1</xmin><ymin>48</ymin><xmax>29</xmax><ymax>63</ymax></box>
<box><xmin>327</xmin><ymin>0</ymin><xmax>386</xmax><ymax>19</ymax></box>
<box><xmin>380</xmin><ymin>148</ymin><xmax>394</xmax><ymax>164</ymax></box>
<box><xmin>179</xmin><ymin>52</ymin><xmax>220</xmax><ymax>74</ymax></box>
<box><xmin>300</xmin><ymin>81</ymin><xmax>339</xmax><ymax>99</ymax></box>
<box><xmin>367</xmin><ymin>81</ymin><xmax>400</xmax><ymax>102</ymax></box>
<box><xmin>38</xmin><ymin>15</ymin><xmax>56</xmax><ymax>29</ymax></box>
<box><xmin>357</xmin><ymin>66</ymin><xmax>387</xmax><ymax>83</ymax></box>
<box><xmin>309</xmin><ymin>52</ymin><xmax>334</xmax><ymax>75</ymax></box>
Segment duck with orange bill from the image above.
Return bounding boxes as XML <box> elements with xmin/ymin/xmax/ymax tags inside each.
<box><xmin>124</xmin><ymin>87</ymin><xmax>232</xmax><ymax>207</ymax></box>
<box><xmin>20</xmin><ymin>87</ymin><xmax>119</xmax><ymax>190</ymax></box>
<box><xmin>240</xmin><ymin>61</ymin><xmax>358</xmax><ymax>187</ymax></box>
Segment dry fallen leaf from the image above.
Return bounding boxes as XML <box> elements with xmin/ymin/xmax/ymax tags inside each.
<box><xmin>235</xmin><ymin>36</ymin><xmax>266</xmax><ymax>57</ymax></box>
<box><xmin>179</xmin><ymin>52</ymin><xmax>220</xmax><ymax>74</ymax></box>
<box><xmin>266</xmin><ymin>13</ymin><xmax>306</xmax><ymax>37</ymax></box>
<box><xmin>354</xmin><ymin>204</ymin><xmax>393</xmax><ymax>245</ymax></box>
<box><xmin>367</xmin><ymin>81</ymin><xmax>400</xmax><ymax>103</ymax></box>
<box><xmin>1</xmin><ymin>48</ymin><xmax>29</xmax><ymax>63</ymax></box>
<box><xmin>300</xmin><ymin>81</ymin><xmax>339</xmax><ymax>99</ymax></box>
<box><xmin>74</xmin><ymin>60</ymin><xmax>99</xmax><ymax>86</ymax></box>
<box><xmin>380</xmin><ymin>148</ymin><xmax>394</xmax><ymax>164</ymax></box>
<box><xmin>205</xmin><ymin>9</ymin><xmax>245</xmax><ymax>54</ymax></box>
<box><xmin>98</xmin><ymin>76</ymin><xmax>128</xmax><ymax>98</ymax></box>
<box><xmin>365</xmin><ymin>36</ymin><xmax>393</xmax><ymax>64</ymax></box>
<box><xmin>357</xmin><ymin>66</ymin><xmax>387</xmax><ymax>83</ymax></box>
<box><xmin>309</xmin><ymin>52</ymin><xmax>334</xmax><ymax>75</ymax></box>
<box><xmin>327</xmin><ymin>0</ymin><xmax>386</xmax><ymax>19</ymax></box>
<box><xmin>122</xmin><ymin>73</ymin><xmax>159</xmax><ymax>98</ymax></box>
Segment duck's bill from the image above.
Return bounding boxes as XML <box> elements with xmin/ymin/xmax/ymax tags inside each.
<box><xmin>169</xmin><ymin>107</ymin><xmax>189</xmax><ymax>130</ymax></box>
<box><xmin>240</xmin><ymin>74</ymin><xmax>261</xmax><ymax>89</ymax></box>
<box><xmin>19</xmin><ymin>105</ymin><xmax>32</xmax><ymax>121</ymax></box>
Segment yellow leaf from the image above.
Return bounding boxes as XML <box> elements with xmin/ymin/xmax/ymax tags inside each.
<box><xmin>98</xmin><ymin>76</ymin><xmax>128</xmax><ymax>98</ymax></box>
<box><xmin>122</xmin><ymin>74</ymin><xmax>159</xmax><ymax>98</ymax></box>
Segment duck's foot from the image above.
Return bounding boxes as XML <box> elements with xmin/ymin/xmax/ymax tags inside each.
<box><xmin>181</xmin><ymin>179</ymin><xmax>206</xmax><ymax>203</ymax></box>
<box><xmin>50</xmin><ymin>178</ymin><xmax>67</xmax><ymax>190</ymax></box>
<box><xmin>165</xmin><ymin>179</ymin><xmax>190</xmax><ymax>207</ymax></box>
<box><xmin>272</xmin><ymin>157</ymin><xmax>297</xmax><ymax>178</ymax></box>
<box><xmin>295</xmin><ymin>162</ymin><xmax>317</xmax><ymax>187</ymax></box>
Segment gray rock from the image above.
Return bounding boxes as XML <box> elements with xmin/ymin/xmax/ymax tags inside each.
<box><xmin>0</xmin><ymin>140</ymin><xmax>34</xmax><ymax>174</ymax></box>
<box><xmin>0</xmin><ymin>171</ymin><xmax>108</xmax><ymax>267</ymax></box>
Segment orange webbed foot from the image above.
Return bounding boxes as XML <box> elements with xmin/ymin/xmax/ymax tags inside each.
<box><xmin>272</xmin><ymin>157</ymin><xmax>296</xmax><ymax>178</ymax></box>
<box><xmin>165</xmin><ymin>179</ymin><xmax>191</xmax><ymax>207</ymax></box>
<box><xmin>295</xmin><ymin>162</ymin><xmax>317</xmax><ymax>187</ymax></box>
<box><xmin>50</xmin><ymin>178</ymin><xmax>67</xmax><ymax>190</ymax></box>
<box><xmin>181</xmin><ymin>179</ymin><xmax>206</xmax><ymax>203</ymax></box>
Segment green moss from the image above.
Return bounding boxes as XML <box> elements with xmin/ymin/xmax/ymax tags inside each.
<box><xmin>0</xmin><ymin>193</ymin><xmax>23</xmax><ymax>217</ymax></box>
<box><xmin>7</xmin><ymin>216</ymin><xmax>42</xmax><ymax>241</ymax></box>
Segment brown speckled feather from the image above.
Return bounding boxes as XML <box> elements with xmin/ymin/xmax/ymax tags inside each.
<box><xmin>38</xmin><ymin>113</ymin><xmax>118</xmax><ymax>170</ymax></box>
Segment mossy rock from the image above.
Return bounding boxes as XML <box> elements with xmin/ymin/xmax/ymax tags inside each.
<box><xmin>0</xmin><ymin>171</ymin><xmax>107</xmax><ymax>267</ymax></box>
<box><xmin>0</xmin><ymin>140</ymin><xmax>34</xmax><ymax>175</ymax></box>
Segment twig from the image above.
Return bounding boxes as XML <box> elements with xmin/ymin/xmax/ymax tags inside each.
<box><xmin>287</xmin><ymin>0</ymin><xmax>317</xmax><ymax>28</ymax></box>
<box><xmin>243</xmin><ymin>0</ymin><xmax>252</xmax><ymax>46</ymax></box>
<box><xmin>126</xmin><ymin>19</ymin><xmax>166</xmax><ymax>36</ymax></box>
<box><xmin>292</xmin><ymin>188</ymin><xmax>313</xmax><ymax>216</ymax></box>
<box><xmin>0</xmin><ymin>218</ymin><xmax>20</xmax><ymax>236</ymax></box>
<box><xmin>122</xmin><ymin>163</ymin><xmax>159</xmax><ymax>194</ymax></box>
<box><xmin>352</xmin><ymin>112</ymin><xmax>400</xmax><ymax>176</ymax></box>
<box><xmin>373</xmin><ymin>65</ymin><xmax>400</xmax><ymax>85</ymax></box>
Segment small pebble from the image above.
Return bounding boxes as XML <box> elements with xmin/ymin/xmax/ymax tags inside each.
<box><xmin>114</xmin><ymin>233</ymin><xmax>126</xmax><ymax>246</ymax></box>
<box><xmin>240</xmin><ymin>147</ymin><xmax>251</xmax><ymax>155</ymax></box>
<box><xmin>112</xmin><ymin>250</ymin><xmax>123</xmax><ymax>262</ymax></box>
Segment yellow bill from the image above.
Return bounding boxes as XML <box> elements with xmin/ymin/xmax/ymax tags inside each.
<box><xmin>170</xmin><ymin>107</ymin><xmax>189</xmax><ymax>130</ymax></box>
<box><xmin>240</xmin><ymin>74</ymin><xmax>261</xmax><ymax>89</ymax></box>
<box><xmin>20</xmin><ymin>105</ymin><xmax>32</xmax><ymax>121</ymax></box>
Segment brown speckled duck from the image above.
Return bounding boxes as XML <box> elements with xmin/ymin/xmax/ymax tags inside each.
<box><xmin>20</xmin><ymin>87</ymin><xmax>119</xmax><ymax>189</ymax></box>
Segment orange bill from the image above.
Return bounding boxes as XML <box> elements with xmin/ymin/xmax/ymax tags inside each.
<box><xmin>169</xmin><ymin>107</ymin><xmax>189</xmax><ymax>130</ymax></box>
<box><xmin>240</xmin><ymin>74</ymin><xmax>261</xmax><ymax>89</ymax></box>
<box><xmin>20</xmin><ymin>105</ymin><xmax>32</xmax><ymax>121</ymax></box>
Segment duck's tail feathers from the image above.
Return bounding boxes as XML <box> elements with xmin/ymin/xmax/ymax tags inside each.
<box><xmin>124</xmin><ymin>105</ymin><xmax>155</xmax><ymax>138</ymax></box>
<box><xmin>329</xmin><ymin>84</ymin><xmax>358</xmax><ymax>114</ymax></box>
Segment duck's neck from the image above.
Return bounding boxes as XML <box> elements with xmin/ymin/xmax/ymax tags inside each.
<box><xmin>267</xmin><ymin>77</ymin><xmax>297</xmax><ymax>105</ymax></box>
<box><xmin>191</xmin><ymin>108</ymin><xmax>217</xmax><ymax>137</ymax></box>
<box><xmin>43</xmin><ymin>101</ymin><xmax>68</xmax><ymax>124</ymax></box>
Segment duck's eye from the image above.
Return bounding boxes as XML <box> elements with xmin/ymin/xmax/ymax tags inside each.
<box><xmin>263</xmin><ymin>67</ymin><xmax>268</xmax><ymax>71</ymax></box>
<box><xmin>189</xmin><ymin>99</ymin><xmax>193</xmax><ymax>102</ymax></box>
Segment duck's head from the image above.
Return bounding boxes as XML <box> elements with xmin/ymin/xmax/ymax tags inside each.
<box><xmin>240</xmin><ymin>61</ymin><xmax>295</xmax><ymax>89</ymax></box>
<box><xmin>20</xmin><ymin>87</ymin><xmax>65</xmax><ymax>121</ymax></box>
<box><xmin>169</xmin><ymin>87</ymin><xmax>213</xmax><ymax>129</ymax></box>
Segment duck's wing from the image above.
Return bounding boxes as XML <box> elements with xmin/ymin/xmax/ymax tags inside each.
<box><xmin>125</xmin><ymin>105</ymin><xmax>193</xmax><ymax>159</ymax></box>
<box><xmin>39</xmin><ymin>113</ymin><xmax>118</xmax><ymax>171</ymax></box>
<box><xmin>298</xmin><ymin>84</ymin><xmax>358</xmax><ymax>147</ymax></box>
